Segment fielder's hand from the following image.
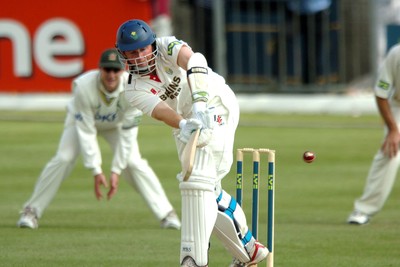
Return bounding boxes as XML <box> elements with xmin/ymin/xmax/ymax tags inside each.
<box><xmin>94</xmin><ymin>173</ymin><xmax>108</xmax><ymax>200</ymax></box>
<box><xmin>94</xmin><ymin>172</ymin><xmax>119</xmax><ymax>200</ymax></box>
<box><xmin>192</xmin><ymin>102</ymin><xmax>214</xmax><ymax>129</ymax></box>
<box><xmin>178</xmin><ymin>118</ymin><xmax>202</xmax><ymax>143</ymax></box>
<box><xmin>107</xmin><ymin>172</ymin><xmax>119</xmax><ymax>200</ymax></box>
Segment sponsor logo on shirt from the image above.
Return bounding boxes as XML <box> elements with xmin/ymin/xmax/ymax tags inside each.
<box><xmin>164</xmin><ymin>67</ymin><xmax>173</xmax><ymax>75</ymax></box>
<box><xmin>378</xmin><ymin>80</ymin><xmax>390</xmax><ymax>90</ymax></box>
<box><xmin>167</xmin><ymin>41</ymin><xmax>182</xmax><ymax>55</ymax></box>
<box><xmin>159</xmin><ymin>76</ymin><xmax>182</xmax><ymax>101</ymax></box>
<box><xmin>94</xmin><ymin>111</ymin><xmax>117</xmax><ymax>122</ymax></box>
<box><xmin>75</xmin><ymin>113</ymin><xmax>83</xmax><ymax>121</ymax></box>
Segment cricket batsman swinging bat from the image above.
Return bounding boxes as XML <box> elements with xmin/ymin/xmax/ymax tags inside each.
<box><xmin>181</xmin><ymin>129</ymin><xmax>200</xmax><ymax>181</ymax></box>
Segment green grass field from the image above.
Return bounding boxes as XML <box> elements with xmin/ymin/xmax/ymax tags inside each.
<box><xmin>1</xmin><ymin>111</ymin><xmax>399</xmax><ymax>266</ymax></box>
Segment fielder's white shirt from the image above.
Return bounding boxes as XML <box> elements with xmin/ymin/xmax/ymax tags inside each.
<box><xmin>124</xmin><ymin>36</ymin><xmax>233</xmax><ymax>119</ymax></box>
<box><xmin>69</xmin><ymin>70</ymin><xmax>142</xmax><ymax>175</ymax></box>
<box><xmin>375</xmin><ymin>44</ymin><xmax>400</xmax><ymax>103</ymax></box>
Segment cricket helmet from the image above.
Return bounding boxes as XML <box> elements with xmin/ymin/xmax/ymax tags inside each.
<box><xmin>115</xmin><ymin>19</ymin><xmax>158</xmax><ymax>75</ymax></box>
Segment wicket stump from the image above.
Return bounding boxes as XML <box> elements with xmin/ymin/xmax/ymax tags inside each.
<box><xmin>236</xmin><ymin>148</ymin><xmax>275</xmax><ymax>267</ymax></box>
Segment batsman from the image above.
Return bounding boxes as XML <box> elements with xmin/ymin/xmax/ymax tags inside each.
<box><xmin>115</xmin><ymin>19</ymin><xmax>269</xmax><ymax>266</ymax></box>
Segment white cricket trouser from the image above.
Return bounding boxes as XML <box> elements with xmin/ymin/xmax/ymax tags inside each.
<box><xmin>22</xmin><ymin>113</ymin><xmax>174</xmax><ymax>221</ymax></box>
<box><xmin>354</xmin><ymin>149</ymin><xmax>400</xmax><ymax>215</ymax></box>
<box><xmin>354</xmin><ymin>104</ymin><xmax>400</xmax><ymax>216</ymax></box>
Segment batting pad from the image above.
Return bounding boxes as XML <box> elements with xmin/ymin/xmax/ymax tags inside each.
<box><xmin>213</xmin><ymin>212</ymin><xmax>251</xmax><ymax>263</ymax></box>
<box><xmin>180</xmin><ymin>181</ymin><xmax>217</xmax><ymax>266</ymax></box>
<box><xmin>184</xmin><ymin>146</ymin><xmax>217</xmax><ymax>183</ymax></box>
<box><xmin>213</xmin><ymin>191</ymin><xmax>252</xmax><ymax>263</ymax></box>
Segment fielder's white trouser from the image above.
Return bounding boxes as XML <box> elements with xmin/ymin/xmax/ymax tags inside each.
<box><xmin>354</xmin><ymin>149</ymin><xmax>400</xmax><ymax>215</ymax></box>
<box><xmin>176</xmin><ymin>89</ymin><xmax>255</xmax><ymax>266</ymax></box>
<box><xmin>354</xmin><ymin>103</ymin><xmax>400</xmax><ymax>216</ymax></box>
<box><xmin>23</xmin><ymin>113</ymin><xmax>174</xmax><ymax>221</ymax></box>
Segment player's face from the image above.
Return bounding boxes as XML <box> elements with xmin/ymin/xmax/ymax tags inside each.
<box><xmin>123</xmin><ymin>45</ymin><xmax>154</xmax><ymax>70</ymax></box>
<box><xmin>100</xmin><ymin>67</ymin><xmax>123</xmax><ymax>92</ymax></box>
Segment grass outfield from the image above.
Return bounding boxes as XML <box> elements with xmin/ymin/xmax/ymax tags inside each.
<box><xmin>1</xmin><ymin>111</ymin><xmax>400</xmax><ymax>266</ymax></box>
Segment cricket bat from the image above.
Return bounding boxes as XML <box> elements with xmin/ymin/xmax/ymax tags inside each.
<box><xmin>181</xmin><ymin>128</ymin><xmax>200</xmax><ymax>181</ymax></box>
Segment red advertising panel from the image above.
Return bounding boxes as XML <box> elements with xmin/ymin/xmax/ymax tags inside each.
<box><xmin>0</xmin><ymin>0</ymin><xmax>151</xmax><ymax>93</ymax></box>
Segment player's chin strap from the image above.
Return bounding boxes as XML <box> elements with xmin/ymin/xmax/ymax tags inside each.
<box><xmin>187</xmin><ymin>52</ymin><xmax>209</xmax><ymax>105</ymax></box>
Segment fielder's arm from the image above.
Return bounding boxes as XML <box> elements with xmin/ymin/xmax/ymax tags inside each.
<box><xmin>376</xmin><ymin>96</ymin><xmax>400</xmax><ymax>157</ymax></box>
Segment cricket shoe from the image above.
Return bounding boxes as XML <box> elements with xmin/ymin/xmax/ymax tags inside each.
<box><xmin>347</xmin><ymin>210</ymin><xmax>370</xmax><ymax>225</ymax></box>
<box><xmin>17</xmin><ymin>207</ymin><xmax>38</xmax><ymax>229</ymax></box>
<box><xmin>229</xmin><ymin>241</ymin><xmax>269</xmax><ymax>267</ymax></box>
<box><xmin>160</xmin><ymin>210</ymin><xmax>181</xmax><ymax>230</ymax></box>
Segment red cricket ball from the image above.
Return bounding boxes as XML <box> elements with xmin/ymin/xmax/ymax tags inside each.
<box><xmin>303</xmin><ymin>151</ymin><xmax>316</xmax><ymax>163</ymax></box>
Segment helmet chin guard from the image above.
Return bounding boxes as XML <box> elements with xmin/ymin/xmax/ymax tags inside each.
<box><xmin>115</xmin><ymin>19</ymin><xmax>158</xmax><ymax>75</ymax></box>
<box><xmin>124</xmin><ymin>46</ymin><xmax>158</xmax><ymax>75</ymax></box>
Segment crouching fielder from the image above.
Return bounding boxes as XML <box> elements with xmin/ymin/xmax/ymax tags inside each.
<box><xmin>17</xmin><ymin>48</ymin><xmax>180</xmax><ymax>230</ymax></box>
<box><xmin>115</xmin><ymin>19</ymin><xmax>268</xmax><ymax>266</ymax></box>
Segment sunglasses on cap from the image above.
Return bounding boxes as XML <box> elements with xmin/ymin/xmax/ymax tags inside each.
<box><xmin>103</xmin><ymin>67</ymin><xmax>122</xmax><ymax>73</ymax></box>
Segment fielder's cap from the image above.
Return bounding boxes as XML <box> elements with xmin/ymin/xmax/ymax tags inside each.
<box><xmin>99</xmin><ymin>48</ymin><xmax>123</xmax><ymax>69</ymax></box>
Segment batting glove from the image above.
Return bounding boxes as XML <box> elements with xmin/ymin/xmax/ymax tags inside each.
<box><xmin>192</xmin><ymin>102</ymin><xmax>214</xmax><ymax>129</ymax></box>
<box><xmin>178</xmin><ymin>118</ymin><xmax>202</xmax><ymax>143</ymax></box>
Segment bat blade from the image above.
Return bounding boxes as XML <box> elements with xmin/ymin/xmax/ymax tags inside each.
<box><xmin>181</xmin><ymin>129</ymin><xmax>200</xmax><ymax>181</ymax></box>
